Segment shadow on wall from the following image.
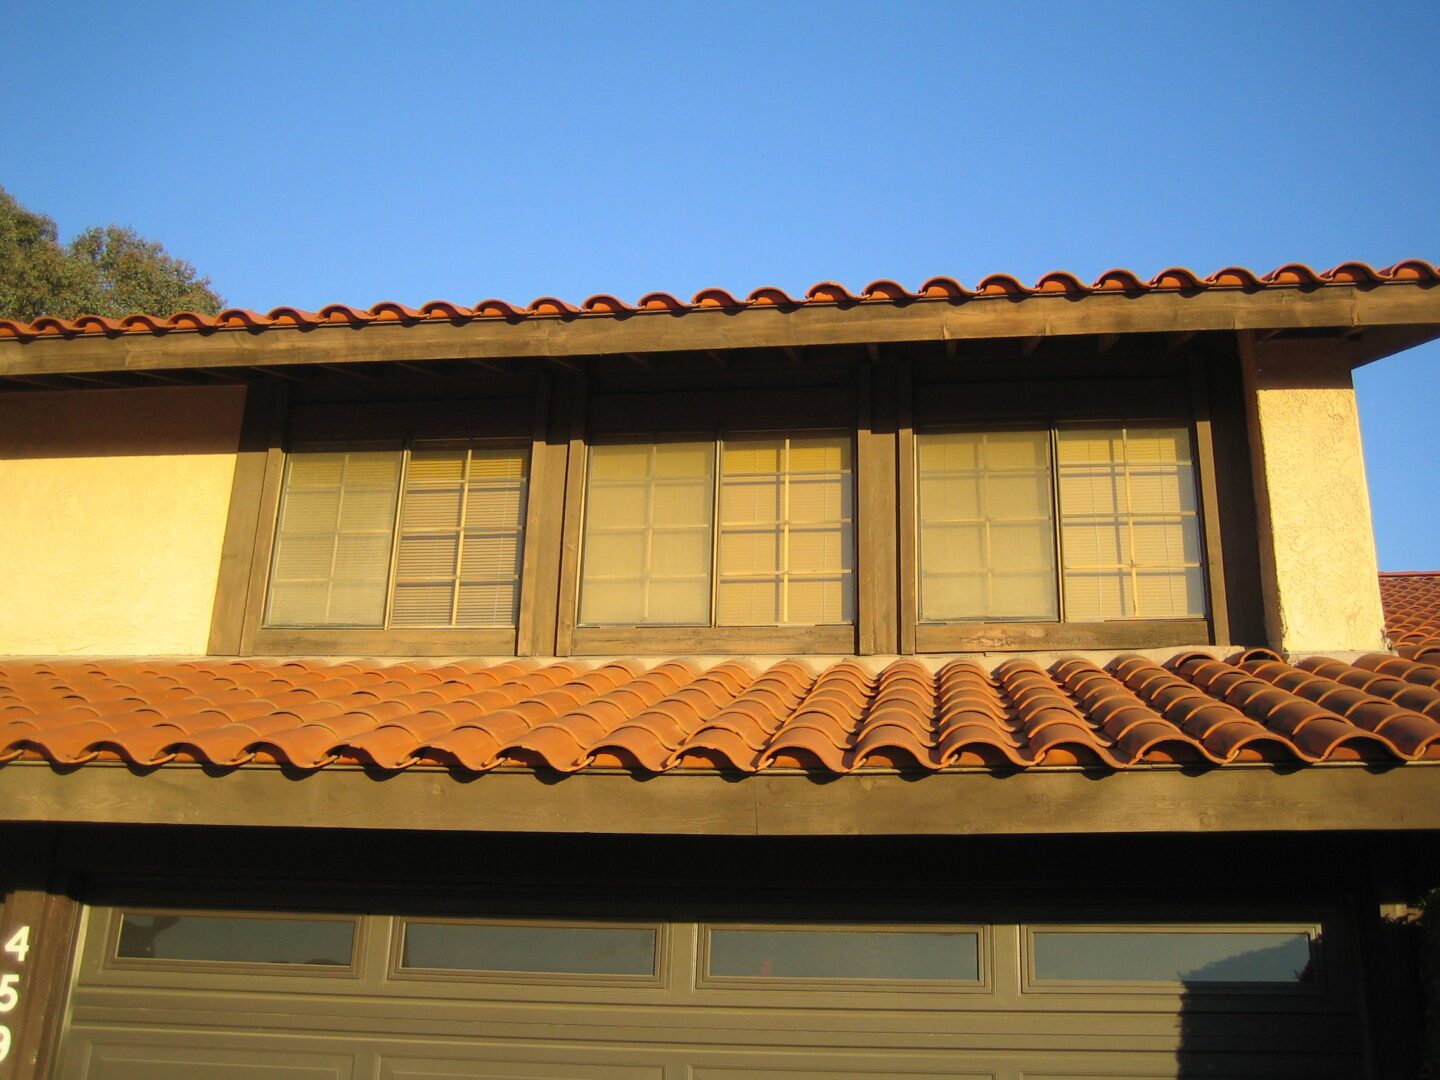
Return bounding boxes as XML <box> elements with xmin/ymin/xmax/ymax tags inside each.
<box><xmin>1173</xmin><ymin>939</ymin><xmax>1317</xmax><ymax>1078</ymax></box>
<box><xmin>0</xmin><ymin>385</ymin><xmax>245</xmax><ymax>460</ymax></box>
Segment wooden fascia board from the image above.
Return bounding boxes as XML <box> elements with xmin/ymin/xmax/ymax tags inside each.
<box><xmin>2</xmin><ymin>284</ymin><xmax>1438</xmax><ymax>378</ymax></box>
<box><xmin>1</xmin><ymin>762</ymin><xmax>1438</xmax><ymax>836</ymax></box>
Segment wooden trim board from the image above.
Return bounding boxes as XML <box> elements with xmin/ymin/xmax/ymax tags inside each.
<box><xmin>1</xmin><ymin>762</ymin><xmax>1437</xmax><ymax>836</ymax></box>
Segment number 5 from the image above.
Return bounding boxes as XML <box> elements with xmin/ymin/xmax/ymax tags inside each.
<box><xmin>0</xmin><ymin>973</ymin><xmax>16</xmax><ymax>1012</ymax></box>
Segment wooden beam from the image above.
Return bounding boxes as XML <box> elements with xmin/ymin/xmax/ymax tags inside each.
<box><xmin>1</xmin><ymin>761</ymin><xmax>1437</xmax><ymax>836</ymax></box>
<box><xmin>389</xmin><ymin>360</ymin><xmax>445</xmax><ymax>378</ymax></box>
<box><xmin>2</xmin><ymin>284</ymin><xmax>1437</xmax><ymax>378</ymax></box>
<box><xmin>246</xmin><ymin>365</ymin><xmax>311</xmax><ymax>382</ymax></box>
<box><xmin>1165</xmin><ymin>330</ymin><xmax>1199</xmax><ymax>353</ymax></box>
<box><xmin>466</xmin><ymin>358</ymin><xmax>515</xmax><ymax>377</ymax></box>
<box><xmin>318</xmin><ymin>362</ymin><xmax>380</xmax><ymax>381</ymax></box>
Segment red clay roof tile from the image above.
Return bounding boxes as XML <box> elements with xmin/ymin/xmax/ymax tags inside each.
<box><xmin>1380</xmin><ymin>571</ymin><xmax>1440</xmax><ymax>662</ymax></box>
<box><xmin>0</xmin><ymin>259</ymin><xmax>1434</xmax><ymax>342</ymax></box>
<box><xmin>2</xmin><ymin>652</ymin><xmax>1438</xmax><ymax>778</ymax></box>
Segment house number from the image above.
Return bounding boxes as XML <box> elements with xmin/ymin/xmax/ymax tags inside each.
<box><xmin>0</xmin><ymin>925</ymin><xmax>31</xmax><ymax>1065</ymax></box>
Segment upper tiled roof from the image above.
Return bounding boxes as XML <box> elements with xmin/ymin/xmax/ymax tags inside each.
<box><xmin>2</xmin><ymin>651</ymin><xmax>1438</xmax><ymax>776</ymax></box>
<box><xmin>1381</xmin><ymin>571</ymin><xmax>1440</xmax><ymax>662</ymax></box>
<box><xmin>1</xmin><ymin>260</ymin><xmax>1435</xmax><ymax>342</ymax></box>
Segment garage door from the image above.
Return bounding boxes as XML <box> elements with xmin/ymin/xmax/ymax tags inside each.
<box><xmin>57</xmin><ymin>898</ymin><xmax>1364</xmax><ymax>1079</ymax></box>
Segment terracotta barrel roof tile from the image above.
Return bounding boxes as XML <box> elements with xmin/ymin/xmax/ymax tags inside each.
<box><xmin>2</xmin><ymin>654</ymin><xmax>1439</xmax><ymax>778</ymax></box>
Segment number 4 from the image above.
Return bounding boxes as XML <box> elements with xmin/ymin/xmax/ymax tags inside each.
<box><xmin>4</xmin><ymin>927</ymin><xmax>29</xmax><ymax>965</ymax></box>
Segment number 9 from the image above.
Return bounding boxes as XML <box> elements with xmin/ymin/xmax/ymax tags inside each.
<box><xmin>0</xmin><ymin>1022</ymin><xmax>11</xmax><ymax>1062</ymax></box>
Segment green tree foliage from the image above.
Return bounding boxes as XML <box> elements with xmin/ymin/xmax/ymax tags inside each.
<box><xmin>0</xmin><ymin>186</ymin><xmax>224</xmax><ymax>322</ymax></box>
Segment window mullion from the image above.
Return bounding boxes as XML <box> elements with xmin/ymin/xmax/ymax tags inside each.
<box><xmin>710</xmin><ymin>435</ymin><xmax>723</xmax><ymax>629</ymax></box>
<box><xmin>451</xmin><ymin>445</ymin><xmax>471</xmax><ymax>627</ymax></box>
<box><xmin>324</xmin><ymin>454</ymin><xmax>349</xmax><ymax>623</ymax></box>
<box><xmin>1121</xmin><ymin>426</ymin><xmax>1138</xmax><ymax>618</ymax></box>
<box><xmin>1050</xmin><ymin>427</ymin><xmax>1066</xmax><ymax>624</ymax></box>
<box><xmin>380</xmin><ymin>442</ymin><xmax>410</xmax><ymax>630</ymax></box>
<box><xmin>780</xmin><ymin>437</ymin><xmax>791</xmax><ymax>626</ymax></box>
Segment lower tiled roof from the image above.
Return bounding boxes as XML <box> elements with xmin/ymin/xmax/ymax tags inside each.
<box><xmin>1</xmin><ymin>651</ymin><xmax>1438</xmax><ymax>775</ymax></box>
<box><xmin>1381</xmin><ymin>571</ymin><xmax>1440</xmax><ymax>662</ymax></box>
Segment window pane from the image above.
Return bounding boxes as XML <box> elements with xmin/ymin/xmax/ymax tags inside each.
<box><xmin>1057</xmin><ymin>426</ymin><xmax>1205</xmax><ymax>620</ymax></box>
<box><xmin>709</xmin><ymin>929</ymin><xmax>979</xmax><ymax>981</ymax></box>
<box><xmin>267</xmin><ymin>447</ymin><xmax>401</xmax><ymax>627</ymax></box>
<box><xmin>717</xmin><ymin>434</ymin><xmax>854</xmax><ymax>626</ymax></box>
<box><xmin>116</xmin><ymin>913</ymin><xmax>354</xmax><ymax>967</ymax></box>
<box><xmin>916</xmin><ymin>430</ymin><xmax>1057</xmax><ymax>622</ymax></box>
<box><xmin>401</xmin><ymin>922</ymin><xmax>657</xmax><ymax>976</ymax></box>
<box><xmin>391</xmin><ymin>441</ymin><xmax>529</xmax><ymax>628</ymax></box>
<box><xmin>580</xmin><ymin>441</ymin><xmax>714</xmax><ymax>626</ymax></box>
<box><xmin>1033</xmin><ymin>930</ymin><xmax>1314</xmax><ymax>984</ymax></box>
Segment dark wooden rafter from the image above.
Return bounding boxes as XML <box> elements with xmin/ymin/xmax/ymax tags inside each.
<box><xmin>1165</xmin><ymin>330</ymin><xmax>1199</xmax><ymax>354</ymax></box>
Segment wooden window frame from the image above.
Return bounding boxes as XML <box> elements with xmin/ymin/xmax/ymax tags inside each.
<box><xmin>900</xmin><ymin>370</ymin><xmax>1227</xmax><ymax>653</ymax></box>
<box><xmin>211</xmin><ymin>379</ymin><xmax>561</xmax><ymax>657</ymax></box>
<box><xmin>574</xmin><ymin>430</ymin><xmax>857</xmax><ymax>636</ymax></box>
<box><xmin>558</xmin><ymin>378</ymin><xmax>870</xmax><ymax>656</ymax></box>
<box><xmin>209</xmin><ymin>353</ymin><xmax>1236</xmax><ymax>657</ymax></box>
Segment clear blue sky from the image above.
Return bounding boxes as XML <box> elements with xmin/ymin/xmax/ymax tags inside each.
<box><xmin>3</xmin><ymin>2</ymin><xmax>1436</xmax><ymax>568</ymax></box>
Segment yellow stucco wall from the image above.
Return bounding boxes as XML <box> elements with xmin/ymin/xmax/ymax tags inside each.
<box><xmin>1241</xmin><ymin>344</ymin><xmax>1386</xmax><ymax>653</ymax></box>
<box><xmin>0</xmin><ymin>385</ymin><xmax>244</xmax><ymax>655</ymax></box>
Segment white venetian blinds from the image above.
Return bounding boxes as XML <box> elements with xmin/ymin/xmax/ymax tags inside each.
<box><xmin>267</xmin><ymin>448</ymin><xmax>402</xmax><ymax>627</ymax></box>
<box><xmin>578</xmin><ymin>441</ymin><xmax>715</xmax><ymax>626</ymax></box>
<box><xmin>916</xmin><ymin>430</ymin><xmax>1057</xmax><ymax>621</ymax></box>
<box><xmin>1056</xmin><ymin>426</ymin><xmax>1204</xmax><ymax>621</ymax></box>
<box><xmin>915</xmin><ymin>424</ymin><xmax>1206</xmax><ymax>624</ymax></box>
<box><xmin>578</xmin><ymin>433</ymin><xmax>855</xmax><ymax>627</ymax></box>
<box><xmin>265</xmin><ymin>441</ymin><xmax>529</xmax><ymax>629</ymax></box>
<box><xmin>390</xmin><ymin>441</ymin><xmax>530</xmax><ymax>628</ymax></box>
<box><xmin>717</xmin><ymin>435</ymin><xmax>854</xmax><ymax>626</ymax></box>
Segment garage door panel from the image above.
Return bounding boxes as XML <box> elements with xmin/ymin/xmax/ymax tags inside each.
<box><xmin>689</xmin><ymin>1062</ymin><xmax>995</xmax><ymax>1079</ymax></box>
<box><xmin>379</xmin><ymin>1049</ymin><xmax>665</xmax><ymax>1080</ymax></box>
<box><xmin>58</xmin><ymin>901</ymin><xmax>1367</xmax><ymax>1079</ymax></box>
<box><xmin>61</xmin><ymin>1032</ymin><xmax>358</xmax><ymax>1080</ymax></box>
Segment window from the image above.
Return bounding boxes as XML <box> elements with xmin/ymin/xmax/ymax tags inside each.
<box><xmin>579</xmin><ymin>432</ymin><xmax>855</xmax><ymax>627</ymax></box>
<box><xmin>916</xmin><ymin>424</ymin><xmax>1204</xmax><ymax>623</ymax></box>
<box><xmin>114</xmin><ymin>912</ymin><xmax>357</xmax><ymax>968</ymax></box>
<box><xmin>266</xmin><ymin>440</ymin><xmax>530</xmax><ymax>629</ymax></box>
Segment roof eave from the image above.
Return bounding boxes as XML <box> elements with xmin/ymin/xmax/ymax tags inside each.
<box><xmin>2</xmin><ymin>282</ymin><xmax>1438</xmax><ymax>380</ymax></box>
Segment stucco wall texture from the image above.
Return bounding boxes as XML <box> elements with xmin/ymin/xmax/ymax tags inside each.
<box><xmin>1242</xmin><ymin>347</ymin><xmax>1387</xmax><ymax>653</ymax></box>
<box><xmin>0</xmin><ymin>386</ymin><xmax>244</xmax><ymax>656</ymax></box>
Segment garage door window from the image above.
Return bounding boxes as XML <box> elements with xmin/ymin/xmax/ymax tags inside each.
<box><xmin>702</xmin><ymin>925</ymin><xmax>983</xmax><ymax>988</ymax></box>
<box><xmin>398</xmin><ymin>920</ymin><xmax>661</xmax><ymax>981</ymax></box>
<box><xmin>1028</xmin><ymin>926</ymin><xmax>1317</xmax><ymax>986</ymax></box>
<box><xmin>114</xmin><ymin>912</ymin><xmax>356</xmax><ymax>968</ymax></box>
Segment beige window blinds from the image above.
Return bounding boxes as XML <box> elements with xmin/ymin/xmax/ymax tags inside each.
<box><xmin>266</xmin><ymin>441</ymin><xmax>530</xmax><ymax>629</ymax></box>
<box><xmin>579</xmin><ymin>433</ymin><xmax>855</xmax><ymax>627</ymax></box>
<box><xmin>916</xmin><ymin>424</ymin><xmax>1204</xmax><ymax>623</ymax></box>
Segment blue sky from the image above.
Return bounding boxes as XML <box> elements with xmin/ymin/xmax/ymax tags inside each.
<box><xmin>3</xmin><ymin>2</ymin><xmax>1436</xmax><ymax>567</ymax></box>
